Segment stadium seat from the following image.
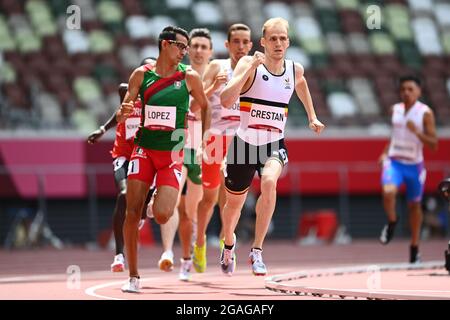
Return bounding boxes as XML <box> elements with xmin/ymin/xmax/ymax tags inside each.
<box><xmin>192</xmin><ymin>1</ymin><xmax>223</xmax><ymax>27</ymax></box>
<box><xmin>326</xmin><ymin>33</ymin><xmax>348</xmax><ymax>54</ymax></box>
<box><xmin>264</xmin><ymin>2</ymin><xmax>292</xmax><ymax>21</ymax></box>
<box><xmin>0</xmin><ymin>15</ymin><xmax>16</xmax><ymax>51</ymax></box>
<box><xmin>327</xmin><ymin>92</ymin><xmax>358</xmax><ymax>119</ymax></box>
<box><xmin>0</xmin><ymin>62</ymin><xmax>16</xmax><ymax>83</ymax></box>
<box><xmin>125</xmin><ymin>16</ymin><xmax>152</xmax><ymax>40</ymax></box>
<box><xmin>88</xmin><ymin>30</ymin><xmax>114</xmax><ymax>53</ymax></box>
<box><xmin>336</xmin><ymin>0</ymin><xmax>359</xmax><ymax>10</ymax></box>
<box><xmin>36</xmin><ymin>92</ymin><xmax>64</xmax><ymax>128</ymax></box>
<box><xmin>434</xmin><ymin>3</ymin><xmax>450</xmax><ymax>29</ymax></box>
<box><xmin>287</xmin><ymin>46</ymin><xmax>311</xmax><ymax>69</ymax></box>
<box><xmin>412</xmin><ymin>17</ymin><xmax>443</xmax><ymax>55</ymax></box>
<box><xmin>369</xmin><ymin>32</ymin><xmax>396</xmax><ymax>55</ymax></box>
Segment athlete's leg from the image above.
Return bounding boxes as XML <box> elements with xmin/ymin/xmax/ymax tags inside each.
<box><xmin>153</xmin><ymin>185</ymin><xmax>180</xmax><ymax>224</ymax></box>
<box><xmin>179</xmin><ymin>179</ymin><xmax>202</xmax><ymax>258</ymax></box>
<box><xmin>113</xmin><ymin>179</ymin><xmax>127</xmax><ymax>256</ymax></box>
<box><xmin>124</xmin><ymin>179</ymin><xmax>151</xmax><ymax>278</ymax></box>
<box><xmin>252</xmin><ymin>159</ymin><xmax>283</xmax><ymax>249</ymax></box>
<box><xmin>382</xmin><ymin>184</ymin><xmax>398</xmax><ymax>223</ymax></box>
<box><xmin>217</xmin><ymin>176</ymin><xmax>227</xmax><ymax>240</ymax></box>
<box><xmin>405</xmin><ymin>163</ymin><xmax>426</xmax><ymax>261</ymax></box>
<box><xmin>408</xmin><ymin>201</ymin><xmax>422</xmax><ymax>247</ymax></box>
<box><xmin>196</xmin><ymin>186</ymin><xmax>220</xmax><ymax>246</ymax></box>
<box><xmin>222</xmin><ymin>191</ymin><xmax>248</xmax><ymax>247</ymax></box>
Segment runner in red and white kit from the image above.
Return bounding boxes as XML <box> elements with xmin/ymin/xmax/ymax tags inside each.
<box><xmin>87</xmin><ymin>58</ymin><xmax>155</xmax><ymax>272</ymax></box>
<box><xmin>192</xmin><ymin>24</ymin><xmax>254</xmax><ymax>273</ymax></box>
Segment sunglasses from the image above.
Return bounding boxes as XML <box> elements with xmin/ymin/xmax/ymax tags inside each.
<box><xmin>167</xmin><ymin>40</ymin><xmax>189</xmax><ymax>51</ymax></box>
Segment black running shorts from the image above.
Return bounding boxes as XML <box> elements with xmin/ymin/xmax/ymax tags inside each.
<box><xmin>224</xmin><ymin>136</ymin><xmax>288</xmax><ymax>194</ymax></box>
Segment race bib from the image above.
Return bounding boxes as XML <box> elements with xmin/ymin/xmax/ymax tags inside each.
<box><xmin>127</xmin><ymin>159</ymin><xmax>139</xmax><ymax>175</ymax></box>
<box><xmin>221</xmin><ymin>102</ymin><xmax>240</xmax><ymax>121</ymax></box>
<box><xmin>247</xmin><ymin>104</ymin><xmax>287</xmax><ymax>132</ymax></box>
<box><xmin>144</xmin><ymin>105</ymin><xmax>177</xmax><ymax>131</ymax></box>
<box><xmin>389</xmin><ymin>139</ymin><xmax>418</xmax><ymax>160</ymax></box>
<box><xmin>113</xmin><ymin>156</ymin><xmax>127</xmax><ymax>172</ymax></box>
<box><xmin>125</xmin><ymin>117</ymin><xmax>140</xmax><ymax>140</ymax></box>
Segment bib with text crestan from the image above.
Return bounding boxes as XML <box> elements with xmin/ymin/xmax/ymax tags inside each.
<box><xmin>125</xmin><ymin>117</ymin><xmax>140</xmax><ymax>140</ymax></box>
<box><xmin>221</xmin><ymin>101</ymin><xmax>240</xmax><ymax>121</ymax></box>
<box><xmin>247</xmin><ymin>104</ymin><xmax>287</xmax><ymax>132</ymax></box>
<box><xmin>144</xmin><ymin>105</ymin><xmax>177</xmax><ymax>131</ymax></box>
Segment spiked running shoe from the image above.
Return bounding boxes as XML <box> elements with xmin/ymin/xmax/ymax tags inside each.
<box><xmin>193</xmin><ymin>236</ymin><xmax>207</xmax><ymax>273</ymax></box>
<box><xmin>179</xmin><ymin>258</ymin><xmax>193</xmax><ymax>281</ymax></box>
<box><xmin>220</xmin><ymin>234</ymin><xmax>237</xmax><ymax>276</ymax></box>
<box><xmin>379</xmin><ymin>221</ymin><xmax>397</xmax><ymax>245</ymax></box>
<box><xmin>121</xmin><ymin>276</ymin><xmax>140</xmax><ymax>293</ymax></box>
<box><xmin>249</xmin><ymin>248</ymin><xmax>267</xmax><ymax>276</ymax></box>
<box><xmin>111</xmin><ymin>253</ymin><xmax>125</xmax><ymax>272</ymax></box>
<box><xmin>158</xmin><ymin>250</ymin><xmax>174</xmax><ymax>272</ymax></box>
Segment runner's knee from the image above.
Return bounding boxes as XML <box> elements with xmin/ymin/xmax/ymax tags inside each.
<box><xmin>260</xmin><ymin>176</ymin><xmax>277</xmax><ymax>195</ymax></box>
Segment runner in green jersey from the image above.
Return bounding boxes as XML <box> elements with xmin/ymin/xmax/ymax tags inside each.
<box><xmin>116</xmin><ymin>26</ymin><xmax>209</xmax><ymax>293</ymax></box>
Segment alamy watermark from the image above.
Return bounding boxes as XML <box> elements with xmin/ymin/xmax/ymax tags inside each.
<box><xmin>366</xmin><ymin>5</ymin><xmax>382</xmax><ymax>30</ymax></box>
<box><xmin>66</xmin><ymin>265</ymin><xmax>81</xmax><ymax>290</ymax></box>
<box><xmin>366</xmin><ymin>265</ymin><xmax>381</xmax><ymax>292</ymax></box>
<box><xmin>66</xmin><ymin>5</ymin><xmax>81</xmax><ymax>30</ymax></box>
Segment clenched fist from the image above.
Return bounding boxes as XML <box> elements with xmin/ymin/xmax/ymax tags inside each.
<box><xmin>309</xmin><ymin>118</ymin><xmax>325</xmax><ymax>134</ymax></box>
<box><xmin>251</xmin><ymin>51</ymin><xmax>265</xmax><ymax>68</ymax></box>
<box><xmin>117</xmin><ymin>100</ymin><xmax>134</xmax><ymax>123</ymax></box>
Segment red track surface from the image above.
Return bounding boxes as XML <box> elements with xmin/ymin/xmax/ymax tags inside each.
<box><xmin>0</xmin><ymin>239</ymin><xmax>448</xmax><ymax>300</ymax></box>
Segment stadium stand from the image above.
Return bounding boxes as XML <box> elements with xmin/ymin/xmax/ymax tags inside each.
<box><xmin>0</xmin><ymin>0</ymin><xmax>449</xmax><ymax>133</ymax></box>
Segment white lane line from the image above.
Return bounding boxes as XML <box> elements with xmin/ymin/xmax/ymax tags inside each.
<box><xmin>84</xmin><ymin>280</ymin><xmax>127</xmax><ymax>300</ymax></box>
<box><xmin>84</xmin><ymin>277</ymin><xmax>163</xmax><ymax>300</ymax></box>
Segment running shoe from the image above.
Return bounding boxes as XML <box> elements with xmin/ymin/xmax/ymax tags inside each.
<box><xmin>111</xmin><ymin>253</ymin><xmax>125</xmax><ymax>272</ymax></box>
<box><xmin>179</xmin><ymin>258</ymin><xmax>193</xmax><ymax>281</ymax></box>
<box><xmin>379</xmin><ymin>221</ymin><xmax>397</xmax><ymax>245</ymax></box>
<box><xmin>158</xmin><ymin>250</ymin><xmax>174</xmax><ymax>272</ymax></box>
<box><xmin>249</xmin><ymin>248</ymin><xmax>267</xmax><ymax>276</ymax></box>
<box><xmin>220</xmin><ymin>234</ymin><xmax>236</xmax><ymax>276</ymax></box>
<box><xmin>410</xmin><ymin>245</ymin><xmax>421</xmax><ymax>264</ymax></box>
<box><xmin>193</xmin><ymin>236</ymin><xmax>207</xmax><ymax>273</ymax></box>
<box><xmin>121</xmin><ymin>276</ymin><xmax>140</xmax><ymax>293</ymax></box>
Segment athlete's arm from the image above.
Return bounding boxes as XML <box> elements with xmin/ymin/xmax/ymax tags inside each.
<box><xmin>203</xmin><ymin>60</ymin><xmax>227</xmax><ymax>98</ymax></box>
<box><xmin>407</xmin><ymin>110</ymin><xmax>438</xmax><ymax>151</ymax></box>
<box><xmin>379</xmin><ymin>105</ymin><xmax>394</xmax><ymax>163</ymax></box>
<box><xmin>186</xmin><ymin>68</ymin><xmax>209</xmax><ymax>135</ymax></box>
<box><xmin>87</xmin><ymin>83</ymin><xmax>128</xmax><ymax>144</ymax></box>
<box><xmin>87</xmin><ymin>112</ymin><xmax>117</xmax><ymax>144</ymax></box>
<box><xmin>116</xmin><ymin>68</ymin><xmax>144</xmax><ymax>123</ymax></box>
<box><xmin>294</xmin><ymin>62</ymin><xmax>325</xmax><ymax>134</ymax></box>
<box><xmin>220</xmin><ymin>52</ymin><xmax>265</xmax><ymax>108</ymax></box>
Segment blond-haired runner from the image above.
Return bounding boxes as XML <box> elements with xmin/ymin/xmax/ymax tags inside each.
<box><xmin>219</xmin><ymin>18</ymin><xmax>325</xmax><ymax>276</ymax></box>
<box><xmin>192</xmin><ymin>23</ymin><xmax>253</xmax><ymax>273</ymax></box>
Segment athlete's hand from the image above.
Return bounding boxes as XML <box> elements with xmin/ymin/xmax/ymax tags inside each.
<box><xmin>308</xmin><ymin>118</ymin><xmax>325</xmax><ymax>134</ymax></box>
<box><xmin>406</xmin><ymin>120</ymin><xmax>418</xmax><ymax>135</ymax></box>
<box><xmin>117</xmin><ymin>100</ymin><xmax>134</xmax><ymax>122</ymax></box>
<box><xmin>196</xmin><ymin>144</ymin><xmax>203</xmax><ymax>165</ymax></box>
<box><xmin>87</xmin><ymin>127</ymin><xmax>105</xmax><ymax>144</ymax></box>
<box><xmin>213</xmin><ymin>71</ymin><xmax>228</xmax><ymax>90</ymax></box>
<box><xmin>251</xmin><ymin>51</ymin><xmax>265</xmax><ymax>69</ymax></box>
<box><xmin>378</xmin><ymin>153</ymin><xmax>388</xmax><ymax>165</ymax></box>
